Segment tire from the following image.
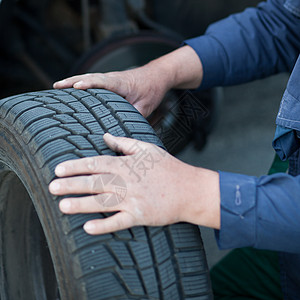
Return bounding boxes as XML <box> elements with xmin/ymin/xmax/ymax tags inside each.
<box><xmin>71</xmin><ymin>32</ymin><xmax>181</xmax><ymax>74</ymax></box>
<box><xmin>0</xmin><ymin>88</ymin><xmax>213</xmax><ymax>299</ymax></box>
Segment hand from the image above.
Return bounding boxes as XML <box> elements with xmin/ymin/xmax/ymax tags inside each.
<box><xmin>53</xmin><ymin>45</ymin><xmax>203</xmax><ymax>118</ymax></box>
<box><xmin>49</xmin><ymin>133</ymin><xmax>220</xmax><ymax>235</ymax></box>
<box><xmin>53</xmin><ymin>67</ymin><xmax>167</xmax><ymax>118</ymax></box>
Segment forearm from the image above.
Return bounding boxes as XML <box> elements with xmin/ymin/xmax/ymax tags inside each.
<box><xmin>144</xmin><ymin>45</ymin><xmax>203</xmax><ymax>90</ymax></box>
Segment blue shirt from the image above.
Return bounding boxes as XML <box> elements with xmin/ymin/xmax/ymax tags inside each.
<box><xmin>185</xmin><ymin>0</ymin><xmax>300</xmax><ymax>298</ymax></box>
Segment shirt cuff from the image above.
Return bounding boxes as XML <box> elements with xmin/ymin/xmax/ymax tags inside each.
<box><xmin>215</xmin><ymin>171</ymin><xmax>257</xmax><ymax>249</ymax></box>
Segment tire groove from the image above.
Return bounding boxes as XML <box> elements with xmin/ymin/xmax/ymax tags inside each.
<box><xmin>145</xmin><ymin>227</ymin><xmax>163</xmax><ymax>300</ymax></box>
<box><xmin>7</xmin><ymin>101</ymin><xmax>43</xmax><ymax>124</ymax></box>
<box><xmin>124</xmin><ymin>240</ymin><xmax>148</xmax><ymax>296</ymax></box>
<box><xmin>164</xmin><ymin>227</ymin><xmax>184</xmax><ymax>299</ymax></box>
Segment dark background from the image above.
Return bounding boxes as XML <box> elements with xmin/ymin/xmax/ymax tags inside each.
<box><xmin>0</xmin><ymin>0</ymin><xmax>260</xmax><ymax>99</ymax></box>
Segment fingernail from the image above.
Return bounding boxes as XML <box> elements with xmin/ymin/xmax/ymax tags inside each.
<box><xmin>59</xmin><ymin>200</ymin><xmax>71</xmax><ymax>212</ymax></box>
<box><xmin>55</xmin><ymin>79</ymin><xmax>65</xmax><ymax>84</ymax></box>
<box><xmin>55</xmin><ymin>165</ymin><xmax>65</xmax><ymax>176</ymax></box>
<box><xmin>49</xmin><ymin>181</ymin><xmax>60</xmax><ymax>193</ymax></box>
<box><xmin>74</xmin><ymin>81</ymin><xmax>83</xmax><ymax>88</ymax></box>
<box><xmin>84</xmin><ymin>222</ymin><xmax>95</xmax><ymax>233</ymax></box>
<box><xmin>103</xmin><ymin>133</ymin><xmax>113</xmax><ymax>139</ymax></box>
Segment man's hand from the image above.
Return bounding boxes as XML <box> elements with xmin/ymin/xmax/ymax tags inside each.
<box><xmin>53</xmin><ymin>45</ymin><xmax>203</xmax><ymax>118</ymax></box>
<box><xmin>53</xmin><ymin>67</ymin><xmax>167</xmax><ymax>118</ymax></box>
<box><xmin>49</xmin><ymin>133</ymin><xmax>220</xmax><ymax>235</ymax></box>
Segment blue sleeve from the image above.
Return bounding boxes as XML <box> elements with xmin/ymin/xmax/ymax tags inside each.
<box><xmin>185</xmin><ymin>0</ymin><xmax>300</xmax><ymax>90</ymax></box>
<box><xmin>217</xmin><ymin>171</ymin><xmax>300</xmax><ymax>253</ymax></box>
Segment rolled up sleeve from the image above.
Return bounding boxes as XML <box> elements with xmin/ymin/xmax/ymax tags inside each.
<box><xmin>185</xmin><ymin>0</ymin><xmax>300</xmax><ymax>90</ymax></box>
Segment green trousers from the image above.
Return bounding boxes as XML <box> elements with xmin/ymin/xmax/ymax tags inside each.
<box><xmin>211</xmin><ymin>154</ymin><xmax>288</xmax><ymax>299</ymax></box>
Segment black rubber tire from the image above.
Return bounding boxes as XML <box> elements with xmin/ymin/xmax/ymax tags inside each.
<box><xmin>0</xmin><ymin>88</ymin><xmax>212</xmax><ymax>299</ymax></box>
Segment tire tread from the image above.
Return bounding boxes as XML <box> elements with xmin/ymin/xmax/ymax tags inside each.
<box><xmin>0</xmin><ymin>88</ymin><xmax>212</xmax><ymax>299</ymax></box>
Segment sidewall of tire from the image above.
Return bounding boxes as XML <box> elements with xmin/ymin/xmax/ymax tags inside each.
<box><xmin>0</xmin><ymin>125</ymin><xmax>82</xmax><ymax>299</ymax></box>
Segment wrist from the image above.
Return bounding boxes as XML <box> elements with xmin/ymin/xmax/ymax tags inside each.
<box><xmin>143</xmin><ymin>57</ymin><xmax>175</xmax><ymax>93</ymax></box>
<box><xmin>146</xmin><ymin>45</ymin><xmax>203</xmax><ymax>90</ymax></box>
<box><xmin>180</xmin><ymin>166</ymin><xmax>220</xmax><ymax>229</ymax></box>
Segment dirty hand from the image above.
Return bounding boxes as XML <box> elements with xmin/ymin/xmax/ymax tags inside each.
<box><xmin>49</xmin><ymin>133</ymin><xmax>220</xmax><ymax>235</ymax></box>
<box><xmin>53</xmin><ymin>46</ymin><xmax>203</xmax><ymax>117</ymax></box>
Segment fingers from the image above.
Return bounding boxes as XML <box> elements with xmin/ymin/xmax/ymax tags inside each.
<box><xmin>59</xmin><ymin>193</ymin><xmax>125</xmax><ymax>214</ymax></box>
<box><xmin>53</xmin><ymin>74</ymin><xmax>105</xmax><ymax>89</ymax></box>
<box><xmin>49</xmin><ymin>176</ymin><xmax>89</xmax><ymax>195</ymax></box>
<box><xmin>53</xmin><ymin>135</ymin><xmax>151</xmax><ymax>178</ymax></box>
<box><xmin>83</xmin><ymin>212</ymin><xmax>136</xmax><ymax>235</ymax></box>
<box><xmin>53</xmin><ymin>75</ymin><xmax>85</xmax><ymax>89</ymax></box>
<box><xmin>53</xmin><ymin>155</ymin><xmax>119</xmax><ymax>177</ymax></box>
<box><xmin>49</xmin><ymin>173</ymin><xmax>126</xmax><ymax>195</ymax></box>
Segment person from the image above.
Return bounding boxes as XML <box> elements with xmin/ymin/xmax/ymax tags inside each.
<box><xmin>48</xmin><ymin>0</ymin><xmax>300</xmax><ymax>298</ymax></box>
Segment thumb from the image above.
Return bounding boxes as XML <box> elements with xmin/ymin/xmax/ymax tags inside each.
<box><xmin>103</xmin><ymin>133</ymin><xmax>143</xmax><ymax>155</ymax></box>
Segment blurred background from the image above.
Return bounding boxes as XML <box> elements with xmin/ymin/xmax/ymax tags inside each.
<box><xmin>0</xmin><ymin>0</ymin><xmax>288</xmax><ymax>267</ymax></box>
<box><xmin>0</xmin><ymin>0</ymin><xmax>260</xmax><ymax>98</ymax></box>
